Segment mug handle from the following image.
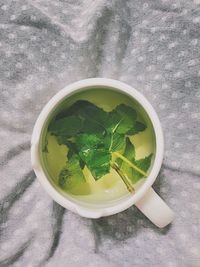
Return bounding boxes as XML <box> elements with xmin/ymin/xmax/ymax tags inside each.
<box><xmin>135</xmin><ymin>187</ymin><xmax>174</xmax><ymax>228</ymax></box>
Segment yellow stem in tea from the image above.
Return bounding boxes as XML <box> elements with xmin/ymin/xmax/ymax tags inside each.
<box><xmin>114</xmin><ymin>152</ymin><xmax>147</xmax><ymax>177</ymax></box>
<box><xmin>111</xmin><ymin>162</ymin><xmax>134</xmax><ymax>193</ymax></box>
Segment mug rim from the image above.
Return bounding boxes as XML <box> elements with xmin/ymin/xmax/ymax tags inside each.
<box><xmin>31</xmin><ymin>78</ymin><xmax>164</xmax><ymax>218</ymax></box>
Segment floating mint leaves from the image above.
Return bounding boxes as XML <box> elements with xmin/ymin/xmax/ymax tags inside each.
<box><xmin>48</xmin><ymin>100</ymin><xmax>152</xmax><ymax>192</ymax></box>
<box><xmin>59</xmin><ymin>155</ymin><xmax>85</xmax><ymax>190</ymax></box>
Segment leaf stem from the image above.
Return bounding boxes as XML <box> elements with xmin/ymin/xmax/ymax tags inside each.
<box><xmin>113</xmin><ymin>151</ymin><xmax>147</xmax><ymax>176</ymax></box>
<box><xmin>111</xmin><ymin>162</ymin><xmax>135</xmax><ymax>193</ymax></box>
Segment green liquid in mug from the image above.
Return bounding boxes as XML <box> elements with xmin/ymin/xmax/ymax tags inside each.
<box><xmin>40</xmin><ymin>88</ymin><xmax>156</xmax><ymax>204</ymax></box>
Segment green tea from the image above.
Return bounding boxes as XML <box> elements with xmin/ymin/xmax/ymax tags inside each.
<box><xmin>40</xmin><ymin>88</ymin><xmax>156</xmax><ymax>204</ymax></box>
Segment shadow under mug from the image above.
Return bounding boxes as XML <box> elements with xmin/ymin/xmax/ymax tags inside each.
<box><xmin>31</xmin><ymin>78</ymin><xmax>174</xmax><ymax>228</ymax></box>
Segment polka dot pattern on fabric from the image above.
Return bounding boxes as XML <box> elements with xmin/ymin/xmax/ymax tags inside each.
<box><xmin>0</xmin><ymin>1</ymin><xmax>200</xmax><ymax>267</ymax></box>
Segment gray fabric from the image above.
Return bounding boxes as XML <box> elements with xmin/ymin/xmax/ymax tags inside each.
<box><xmin>0</xmin><ymin>0</ymin><xmax>200</xmax><ymax>266</ymax></box>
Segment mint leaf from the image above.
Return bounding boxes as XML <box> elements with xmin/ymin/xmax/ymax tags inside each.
<box><xmin>65</xmin><ymin>140</ymin><xmax>85</xmax><ymax>169</ymax></box>
<box><xmin>116</xmin><ymin>138</ymin><xmax>135</xmax><ymax>168</ymax></box>
<box><xmin>76</xmin><ymin>133</ymin><xmax>111</xmax><ymax>180</ymax></box>
<box><xmin>56</xmin><ymin>135</ymin><xmax>69</xmax><ymax>145</ymax></box>
<box><xmin>62</xmin><ymin>100</ymin><xmax>107</xmax><ymax>134</ymax></box>
<box><xmin>80</xmin><ymin>149</ymin><xmax>111</xmax><ymax>180</ymax></box>
<box><xmin>110</xmin><ymin>132</ymin><xmax>125</xmax><ymax>152</ymax></box>
<box><xmin>76</xmin><ymin>133</ymin><xmax>106</xmax><ymax>150</ymax></box>
<box><xmin>76</xmin><ymin>131</ymin><xmax>125</xmax><ymax>179</ymax></box>
<box><xmin>107</xmin><ymin>104</ymin><xmax>137</xmax><ymax>134</ymax></box>
<box><xmin>79</xmin><ymin>101</ymin><xmax>108</xmax><ymax>127</ymax></box>
<box><xmin>59</xmin><ymin>155</ymin><xmax>85</xmax><ymax>189</ymax></box>
<box><xmin>82</xmin><ymin>120</ymin><xmax>104</xmax><ymax>134</ymax></box>
<box><xmin>131</xmin><ymin>154</ymin><xmax>153</xmax><ymax>183</ymax></box>
<box><xmin>65</xmin><ymin>141</ymin><xmax>78</xmax><ymax>159</ymax></box>
<box><xmin>117</xmin><ymin>137</ymin><xmax>152</xmax><ymax>184</ymax></box>
<box><xmin>49</xmin><ymin>116</ymin><xmax>83</xmax><ymax>136</ymax></box>
<box><xmin>127</xmin><ymin>121</ymin><xmax>146</xmax><ymax>135</ymax></box>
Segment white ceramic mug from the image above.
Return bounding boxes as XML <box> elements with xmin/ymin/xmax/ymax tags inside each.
<box><xmin>31</xmin><ymin>78</ymin><xmax>174</xmax><ymax>228</ymax></box>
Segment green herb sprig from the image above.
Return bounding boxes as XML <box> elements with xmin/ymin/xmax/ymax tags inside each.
<box><xmin>48</xmin><ymin>100</ymin><xmax>152</xmax><ymax>193</ymax></box>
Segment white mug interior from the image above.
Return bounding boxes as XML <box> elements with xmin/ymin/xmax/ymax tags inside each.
<box><xmin>31</xmin><ymin>78</ymin><xmax>164</xmax><ymax>218</ymax></box>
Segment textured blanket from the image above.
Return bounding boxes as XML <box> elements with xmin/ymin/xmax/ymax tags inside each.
<box><xmin>0</xmin><ymin>0</ymin><xmax>200</xmax><ymax>266</ymax></box>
